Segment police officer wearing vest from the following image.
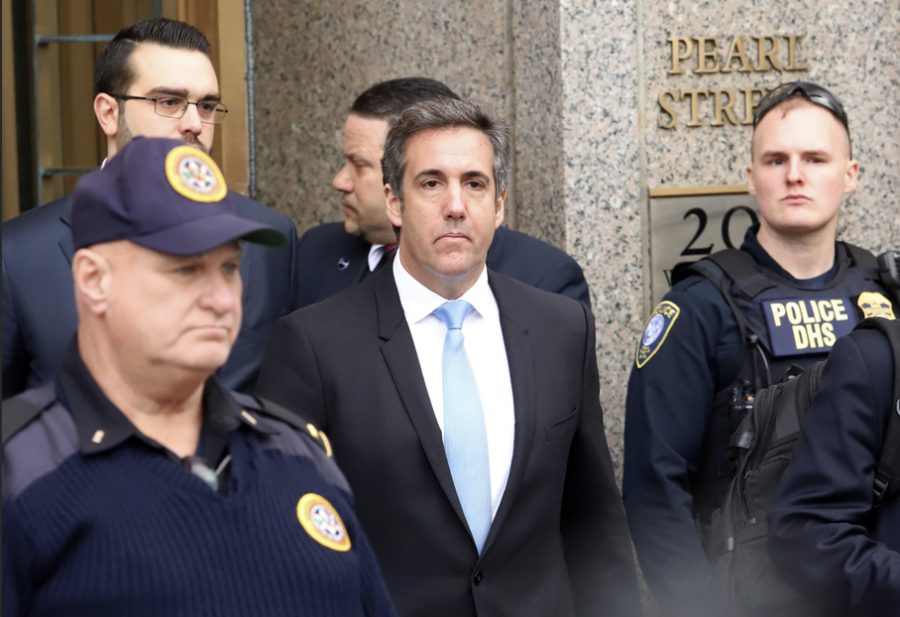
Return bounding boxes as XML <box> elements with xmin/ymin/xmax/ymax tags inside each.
<box><xmin>2</xmin><ymin>137</ymin><xmax>398</xmax><ymax>617</ymax></box>
<box><xmin>622</xmin><ymin>82</ymin><xmax>897</xmax><ymax>617</ymax></box>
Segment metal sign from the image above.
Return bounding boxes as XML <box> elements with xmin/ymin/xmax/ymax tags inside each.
<box><xmin>648</xmin><ymin>185</ymin><xmax>759</xmax><ymax>306</ymax></box>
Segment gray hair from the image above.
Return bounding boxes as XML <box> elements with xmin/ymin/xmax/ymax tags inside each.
<box><xmin>381</xmin><ymin>98</ymin><xmax>510</xmax><ymax>204</ymax></box>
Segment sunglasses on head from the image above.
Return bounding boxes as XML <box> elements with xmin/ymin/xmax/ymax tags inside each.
<box><xmin>753</xmin><ymin>82</ymin><xmax>849</xmax><ymax>131</ymax></box>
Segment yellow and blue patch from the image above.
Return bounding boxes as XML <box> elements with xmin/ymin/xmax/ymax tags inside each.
<box><xmin>763</xmin><ymin>297</ymin><xmax>857</xmax><ymax>356</ymax></box>
<box><xmin>857</xmin><ymin>292</ymin><xmax>895</xmax><ymax>320</ymax></box>
<box><xmin>296</xmin><ymin>493</ymin><xmax>351</xmax><ymax>552</ymax></box>
<box><xmin>164</xmin><ymin>145</ymin><xmax>227</xmax><ymax>203</ymax></box>
<box><xmin>636</xmin><ymin>301</ymin><xmax>680</xmax><ymax>368</ymax></box>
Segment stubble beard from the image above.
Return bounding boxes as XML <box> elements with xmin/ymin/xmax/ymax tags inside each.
<box><xmin>116</xmin><ymin>113</ymin><xmax>211</xmax><ymax>155</ymax></box>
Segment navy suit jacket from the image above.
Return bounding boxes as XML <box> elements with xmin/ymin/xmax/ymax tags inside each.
<box><xmin>2</xmin><ymin>192</ymin><xmax>299</xmax><ymax>398</ymax></box>
<box><xmin>294</xmin><ymin>222</ymin><xmax>591</xmax><ymax>309</ymax></box>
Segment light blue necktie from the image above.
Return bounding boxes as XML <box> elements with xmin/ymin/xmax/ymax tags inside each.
<box><xmin>433</xmin><ymin>300</ymin><xmax>492</xmax><ymax>554</ymax></box>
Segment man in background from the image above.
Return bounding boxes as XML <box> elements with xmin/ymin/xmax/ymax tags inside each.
<box><xmin>3</xmin><ymin>18</ymin><xmax>299</xmax><ymax>398</ymax></box>
<box><xmin>294</xmin><ymin>77</ymin><xmax>591</xmax><ymax>309</ymax></box>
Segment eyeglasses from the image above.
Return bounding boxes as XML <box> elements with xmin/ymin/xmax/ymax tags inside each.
<box><xmin>115</xmin><ymin>94</ymin><xmax>228</xmax><ymax>125</ymax></box>
<box><xmin>752</xmin><ymin>82</ymin><xmax>849</xmax><ymax>131</ymax></box>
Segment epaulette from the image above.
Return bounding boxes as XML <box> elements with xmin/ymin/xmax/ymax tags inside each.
<box><xmin>230</xmin><ymin>392</ymin><xmax>333</xmax><ymax>458</ymax></box>
<box><xmin>2</xmin><ymin>384</ymin><xmax>57</xmax><ymax>446</ymax></box>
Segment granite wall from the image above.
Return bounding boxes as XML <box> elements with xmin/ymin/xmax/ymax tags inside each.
<box><xmin>642</xmin><ymin>0</ymin><xmax>900</xmax><ymax>254</ymax></box>
<box><xmin>250</xmin><ymin>0</ymin><xmax>900</xmax><ymax>482</ymax></box>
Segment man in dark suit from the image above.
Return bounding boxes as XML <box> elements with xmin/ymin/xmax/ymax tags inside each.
<box><xmin>2</xmin><ymin>19</ymin><xmax>298</xmax><ymax>398</ymax></box>
<box><xmin>294</xmin><ymin>77</ymin><xmax>591</xmax><ymax>309</ymax></box>
<box><xmin>256</xmin><ymin>98</ymin><xmax>641</xmax><ymax>616</ymax></box>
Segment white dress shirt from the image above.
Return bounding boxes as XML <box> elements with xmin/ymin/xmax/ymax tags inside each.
<box><xmin>368</xmin><ymin>244</ymin><xmax>388</xmax><ymax>272</ymax></box>
<box><xmin>393</xmin><ymin>252</ymin><xmax>515</xmax><ymax>519</ymax></box>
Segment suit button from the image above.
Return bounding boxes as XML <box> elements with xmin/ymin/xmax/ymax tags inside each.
<box><xmin>473</xmin><ymin>571</ymin><xmax>484</xmax><ymax>585</ymax></box>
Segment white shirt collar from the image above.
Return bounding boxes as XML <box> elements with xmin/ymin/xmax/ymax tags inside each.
<box><xmin>393</xmin><ymin>250</ymin><xmax>496</xmax><ymax>325</ymax></box>
<box><xmin>367</xmin><ymin>244</ymin><xmax>387</xmax><ymax>272</ymax></box>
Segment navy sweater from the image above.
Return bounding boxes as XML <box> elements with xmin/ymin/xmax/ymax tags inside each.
<box><xmin>3</xmin><ymin>348</ymin><xmax>398</xmax><ymax>617</ymax></box>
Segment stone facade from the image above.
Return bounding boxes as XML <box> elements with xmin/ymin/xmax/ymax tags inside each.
<box><xmin>251</xmin><ymin>0</ymin><xmax>900</xmax><ymax>482</ymax></box>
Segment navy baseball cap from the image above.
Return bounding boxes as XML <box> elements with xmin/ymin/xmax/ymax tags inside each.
<box><xmin>71</xmin><ymin>137</ymin><xmax>286</xmax><ymax>255</ymax></box>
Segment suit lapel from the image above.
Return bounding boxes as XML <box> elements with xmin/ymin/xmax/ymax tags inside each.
<box><xmin>481</xmin><ymin>271</ymin><xmax>537</xmax><ymax>555</ymax></box>
<box><xmin>58</xmin><ymin>197</ymin><xmax>75</xmax><ymax>265</ymax></box>
<box><xmin>374</xmin><ymin>267</ymin><xmax>470</xmax><ymax>531</ymax></box>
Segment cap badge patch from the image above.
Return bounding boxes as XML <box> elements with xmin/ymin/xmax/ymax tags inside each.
<box><xmin>857</xmin><ymin>292</ymin><xmax>895</xmax><ymax>320</ymax></box>
<box><xmin>297</xmin><ymin>493</ymin><xmax>351</xmax><ymax>552</ymax></box>
<box><xmin>165</xmin><ymin>145</ymin><xmax>227</xmax><ymax>203</ymax></box>
<box><xmin>636</xmin><ymin>301</ymin><xmax>680</xmax><ymax>369</ymax></box>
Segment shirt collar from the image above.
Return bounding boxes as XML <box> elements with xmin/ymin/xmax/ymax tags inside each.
<box><xmin>57</xmin><ymin>337</ymin><xmax>266</xmax><ymax>457</ymax></box>
<box><xmin>740</xmin><ymin>223</ymin><xmax>842</xmax><ymax>289</ymax></box>
<box><xmin>392</xmin><ymin>249</ymin><xmax>496</xmax><ymax>325</ymax></box>
<box><xmin>368</xmin><ymin>244</ymin><xmax>387</xmax><ymax>272</ymax></box>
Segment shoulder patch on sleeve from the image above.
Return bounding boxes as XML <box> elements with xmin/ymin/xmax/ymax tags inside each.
<box><xmin>636</xmin><ymin>301</ymin><xmax>680</xmax><ymax>368</ymax></box>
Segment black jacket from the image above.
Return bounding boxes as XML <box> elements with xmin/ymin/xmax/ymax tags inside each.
<box><xmin>256</xmin><ymin>266</ymin><xmax>640</xmax><ymax>617</ymax></box>
<box><xmin>768</xmin><ymin>327</ymin><xmax>900</xmax><ymax>616</ymax></box>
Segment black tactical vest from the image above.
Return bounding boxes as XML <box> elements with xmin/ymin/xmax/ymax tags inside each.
<box><xmin>681</xmin><ymin>243</ymin><xmax>895</xmax><ymax>528</ymax></box>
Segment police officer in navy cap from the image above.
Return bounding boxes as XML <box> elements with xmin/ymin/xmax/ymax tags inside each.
<box><xmin>2</xmin><ymin>137</ymin><xmax>398</xmax><ymax>617</ymax></box>
<box><xmin>768</xmin><ymin>318</ymin><xmax>900</xmax><ymax>616</ymax></box>
<box><xmin>623</xmin><ymin>82</ymin><xmax>897</xmax><ymax>616</ymax></box>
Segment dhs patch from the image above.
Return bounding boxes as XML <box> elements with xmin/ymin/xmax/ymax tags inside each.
<box><xmin>763</xmin><ymin>297</ymin><xmax>857</xmax><ymax>357</ymax></box>
<box><xmin>857</xmin><ymin>292</ymin><xmax>895</xmax><ymax>320</ymax></box>
<box><xmin>636</xmin><ymin>301</ymin><xmax>680</xmax><ymax>368</ymax></box>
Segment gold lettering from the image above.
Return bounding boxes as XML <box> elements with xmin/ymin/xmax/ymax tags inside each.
<box><xmin>693</xmin><ymin>37</ymin><xmax>721</xmax><ymax>73</ymax></box>
<box><xmin>807</xmin><ymin>323</ymin><xmax>824</xmax><ymax>348</ymax></box>
<box><xmin>785</xmin><ymin>35</ymin><xmax>809</xmax><ymax>71</ymax></box>
<box><xmin>741</xmin><ymin>87</ymin><xmax>766</xmax><ymax>125</ymax></box>
<box><xmin>721</xmin><ymin>35</ymin><xmax>753</xmax><ymax>73</ymax></box>
<box><xmin>786</xmin><ymin>302</ymin><xmax>802</xmax><ymax>325</ymax></box>
<box><xmin>800</xmin><ymin>301</ymin><xmax>816</xmax><ymax>324</ymax></box>
<box><xmin>710</xmin><ymin>89</ymin><xmax>740</xmax><ymax>126</ymax></box>
<box><xmin>669</xmin><ymin>38</ymin><xmax>695</xmax><ymax>75</ymax></box>
<box><xmin>832</xmin><ymin>299</ymin><xmax>849</xmax><ymax>321</ymax></box>
<box><xmin>793</xmin><ymin>324</ymin><xmax>809</xmax><ymax>350</ymax></box>
<box><xmin>754</xmin><ymin>36</ymin><xmax>783</xmax><ymax>72</ymax></box>
<box><xmin>822</xmin><ymin>322</ymin><xmax>836</xmax><ymax>347</ymax></box>
<box><xmin>658</xmin><ymin>91</ymin><xmax>678</xmax><ymax>129</ymax></box>
<box><xmin>681</xmin><ymin>90</ymin><xmax>709</xmax><ymax>127</ymax></box>
<box><xmin>811</xmin><ymin>300</ymin><xmax>821</xmax><ymax>322</ymax></box>
<box><xmin>817</xmin><ymin>300</ymin><xmax>834</xmax><ymax>321</ymax></box>
<box><xmin>771</xmin><ymin>303</ymin><xmax>786</xmax><ymax>327</ymax></box>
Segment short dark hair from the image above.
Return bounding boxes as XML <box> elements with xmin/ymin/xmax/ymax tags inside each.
<box><xmin>350</xmin><ymin>78</ymin><xmax>461</xmax><ymax>128</ymax></box>
<box><xmin>382</xmin><ymin>98</ymin><xmax>510</xmax><ymax>204</ymax></box>
<box><xmin>93</xmin><ymin>18</ymin><xmax>211</xmax><ymax>98</ymax></box>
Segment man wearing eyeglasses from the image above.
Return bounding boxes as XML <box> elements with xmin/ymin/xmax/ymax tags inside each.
<box><xmin>2</xmin><ymin>18</ymin><xmax>299</xmax><ymax>399</ymax></box>
<box><xmin>623</xmin><ymin>82</ymin><xmax>897</xmax><ymax>616</ymax></box>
